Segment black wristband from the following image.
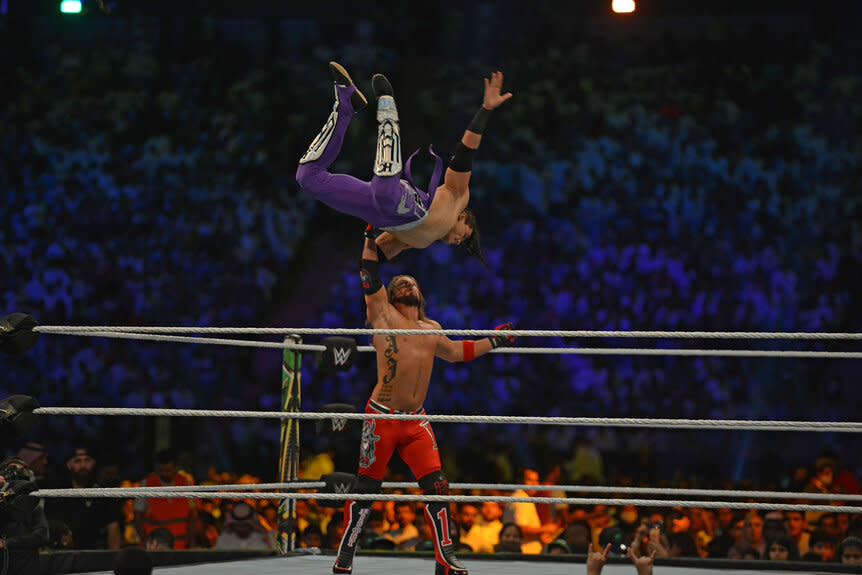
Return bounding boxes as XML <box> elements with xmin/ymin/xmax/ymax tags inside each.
<box><xmin>467</xmin><ymin>106</ymin><xmax>492</xmax><ymax>134</ymax></box>
<box><xmin>359</xmin><ymin>259</ymin><xmax>383</xmax><ymax>294</ymax></box>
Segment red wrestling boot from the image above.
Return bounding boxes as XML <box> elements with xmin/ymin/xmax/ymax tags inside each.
<box><xmin>425</xmin><ymin>502</ymin><xmax>469</xmax><ymax>575</ymax></box>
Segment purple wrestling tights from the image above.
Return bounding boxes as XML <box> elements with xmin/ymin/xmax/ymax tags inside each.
<box><xmin>296</xmin><ymin>84</ymin><xmax>430</xmax><ymax>229</ymax></box>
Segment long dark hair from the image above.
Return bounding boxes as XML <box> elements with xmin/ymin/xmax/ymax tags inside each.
<box><xmin>461</xmin><ymin>209</ymin><xmax>485</xmax><ymax>265</ymax></box>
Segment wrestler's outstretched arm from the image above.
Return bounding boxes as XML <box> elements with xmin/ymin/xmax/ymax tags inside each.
<box><xmin>443</xmin><ymin>71</ymin><xmax>513</xmax><ymax>198</ymax></box>
<box><xmin>434</xmin><ymin>322</ymin><xmax>515</xmax><ymax>362</ymax></box>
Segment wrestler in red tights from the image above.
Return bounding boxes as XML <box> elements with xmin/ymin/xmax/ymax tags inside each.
<box><xmin>332</xmin><ymin>230</ymin><xmax>514</xmax><ymax>575</ymax></box>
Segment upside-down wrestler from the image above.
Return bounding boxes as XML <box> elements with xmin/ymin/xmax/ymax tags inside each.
<box><xmin>296</xmin><ymin>62</ymin><xmax>512</xmax><ymax>263</ymax></box>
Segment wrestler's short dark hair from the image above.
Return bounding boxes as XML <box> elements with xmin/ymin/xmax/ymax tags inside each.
<box><xmin>461</xmin><ymin>209</ymin><xmax>485</xmax><ymax>266</ymax></box>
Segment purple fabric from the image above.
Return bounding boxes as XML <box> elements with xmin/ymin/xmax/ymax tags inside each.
<box><xmin>404</xmin><ymin>144</ymin><xmax>444</xmax><ymax>211</ymax></box>
<box><xmin>296</xmin><ymin>86</ymin><xmax>444</xmax><ymax>229</ymax></box>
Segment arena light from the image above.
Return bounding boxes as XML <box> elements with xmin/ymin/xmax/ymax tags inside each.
<box><xmin>612</xmin><ymin>0</ymin><xmax>636</xmax><ymax>14</ymax></box>
<box><xmin>59</xmin><ymin>0</ymin><xmax>82</xmax><ymax>13</ymax></box>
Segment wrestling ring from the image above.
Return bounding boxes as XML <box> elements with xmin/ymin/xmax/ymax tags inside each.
<box><xmin>7</xmin><ymin>323</ymin><xmax>862</xmax><ymax>574</ymax></box>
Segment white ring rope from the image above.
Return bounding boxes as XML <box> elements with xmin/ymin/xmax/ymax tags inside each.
<box><xmin>43</xmin><ymin>330</ymin><xmax>322</xmax><ymax>351</ymax></box>
<box><xmin>31</xmin><ymin>329</ymin><xmax>862</xmax><ymax>358</ymax></box>
<box><xmin>33</xmin><ymin>407</ymin><xmax>862</xmax><ymax>432</ymax></box>
<box><xmin>62</xmin><ymin>481</ymin><xmax>862</xmax><ymax>503</ymax></box>
<box><xmin>489</xmin><ymin>348</ymin><xmax>862</xmax><ymax>358</ymax></box>
<box><xmin>375</xmin><ymin>482</ymin><xmax>862</xmax><ymax>502</ymax></box>
<box><xmin>29</xmin><ymin>489</ymin><xmax>860</xmax><ymax>514</ymax></box>
<box><xmin>33</xmin><ymin>325</ymin><xmax>862</xmax><ymax>339</ymax></box>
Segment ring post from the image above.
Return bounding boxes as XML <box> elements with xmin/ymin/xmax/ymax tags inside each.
<box><xmin>277</xmin><ymin>335</ymin><xmax>302</xmax><ymax>554</ymax></box>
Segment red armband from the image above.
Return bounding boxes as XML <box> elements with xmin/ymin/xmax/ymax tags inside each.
<box><xmin>462</xmin><ymin>340</ymin><xmax>475</xmax><ymax>362</ymax></box>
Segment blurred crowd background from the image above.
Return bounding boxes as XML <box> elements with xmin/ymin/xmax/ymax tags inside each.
<box><xmin>2</xmin><ymin>0</ymin><xmax>861</xmax><ymax>562</ymax></box>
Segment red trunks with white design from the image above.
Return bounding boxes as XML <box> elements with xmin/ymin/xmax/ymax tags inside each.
<box><xmin>357</xmin><ymin>399</ymin><xmax>441</xmax><ymax>481</ymax></box>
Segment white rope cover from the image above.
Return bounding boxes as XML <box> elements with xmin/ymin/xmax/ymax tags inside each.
<box><xmin>33</xmin><ymin>327</ymin><xmax>862</xmax><ymax>357</ymax></box>
<box><xmin>68</xmin><ymin>480</ymin><xmax>862</xmax><ymax>503</ymax></box>
<box><xmin>34</xmin><ymin>325</ymin><xmax>862</xmax><ymax>339</ymax></box>
<box><xmin>30</xmin><ymin>489</ymin><xmax>859</xmax><ymax>514</ymax></box>
<box><xmin>33</xmin><ymin>407</ymin><xmax>862</xmax><ymax>432</ymax></box>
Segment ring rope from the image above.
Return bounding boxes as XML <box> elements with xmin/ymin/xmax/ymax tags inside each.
<box><xmin>66</xmin><ymin>480</ymin><xmax>862</xmax><ymax>503</ymax></box>
<box><xmin>33</xmin><ymin>325</ymin><xmax>862</xmax><ymax>339</ymax></box>
<box><xmin>37</xmin><ymin>330</ymin><xmax>321</xmax><ymax>351</ymax></box>
<box><xmin>32</xmin><ymin>330</ymin><xmax>862</xmax><ymax>358</ymax></box>
<box><xmin>34</xmin><ymin>407</ymin><xmax>862</xmax><ymax>432</ymax></box>
<box><xmin>28</xmin><ymin>489</ymin><xmax>861</xmax><ymax>513</ymax></box>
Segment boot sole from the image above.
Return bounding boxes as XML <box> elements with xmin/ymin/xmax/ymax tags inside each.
<box><xmin>329</xmin><ymin>61</ymin><xmax>367</xmax><ymax>112</ymax></box>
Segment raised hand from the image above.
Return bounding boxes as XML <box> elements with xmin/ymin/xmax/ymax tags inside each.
<box><xmin>482</xmin><ymin>71</ymin><xmax>513</xmax><ymax>110</ymax></box>
<box><xmin>628</xmin><ymin>546</ymin><xmax>656</xmax><ymax>575</ymax></box>
<box><xmin>586</xmin><ymin>543</ymin><xmax>611</xmax><ymax>575</ymax></box>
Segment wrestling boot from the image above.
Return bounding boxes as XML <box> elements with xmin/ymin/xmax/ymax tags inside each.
<box><xmin>332</xmin><ymin>497</ymin><xmax>375</xmax><ymax>574</ymax></box>
<box><xmin>372</xmin><ymin>73</ymin><xmax>394</xmax><ymax>99</ymax></box>
<box><xmin>425</xmin><ymin>502</ymin><xmax>469</xmax><ymax>575</ymax></box>
<box><xmin>329</xmin><ymin>61</ymin><xmax>367</xmax><ymax>112</ymax></box>
<box><xmin>372</xmin><ymin>73</ymin><xmax>401</xmax><ymax>177</ymax></box>
<box><xmin>298</xmin><ymin>62</ymin><xmax>364</xmax><ymax>165</ymax></box>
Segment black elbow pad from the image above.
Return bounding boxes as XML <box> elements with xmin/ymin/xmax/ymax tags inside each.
<box><xmin>448</xmin><ymin>142</ymin><xmax>476</xmax><ymax>173</ymax></box>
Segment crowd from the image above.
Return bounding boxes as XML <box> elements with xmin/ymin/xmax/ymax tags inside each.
<box><xmin>2</xmin><ymin>4</ymin><xmax>861</xmax><ymax>567</ymax></box>
<box><xmin>2</xmin><ymin>15</ymin><xmax>323</xmax><ymax>477</ymax></box>
<box><xmin>2</xmin><ymin>443</ymin><xmax>860</xmax><ymax>567</ymax></box>
<box><xmin>301</xmin><ymin>16</ymin><xmax>862</xmax><ymax>484</ymax></box>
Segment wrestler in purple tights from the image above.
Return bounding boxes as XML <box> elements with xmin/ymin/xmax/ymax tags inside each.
<box><xmin>296</xmin><ymin>63</ymin><xmax>442</xmax><ymax>231</ymax></box>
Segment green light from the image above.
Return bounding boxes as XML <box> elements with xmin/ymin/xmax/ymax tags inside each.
<box><xmin>60</xmin><ymin>0</ymin><xmax>82</xmax><ymax>13</ymax></box>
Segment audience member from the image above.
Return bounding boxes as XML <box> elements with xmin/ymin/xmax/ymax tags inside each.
<box><xmin>214</xmin><ymin>502</ymin><xmax>276</xmax><ymax>550</ymax></box>
<box><xmin>134</xmin><ymin>449</ymin><xmax>196</xmax><ymax>549</ymax></box>
<box><xmin>145</xmin><ymin>527</ymin><xmax>175</xmax><ymax>551</ymax></box>
<box><xmin>837</xmin><ymin>536</ymin><xmax>862</xmax><ymax>564</ymax></box>
<box><xmin>784</xmin><ymin>511</ymin><xmax>810</xmax><ymax>556</ymax></box>
<box><xmin>461</xmin><ymin>501</ymin><xmax>503</xmax><ymax>553</ymax></box>
<box><xmin>383</xmin><ymin>501</ymin><xmax>420</xmax><ymax>549</ymax></box>
<box><xmin>502</xmin><ymin>468</ymin><xmax>559</xmax><ymax>554</ymax></box>
<box><xmin>494</xmin><ymin>523</ymin><xmax>523</xmax><ymax>553</ymax></box>
<box><xmin>45</xmin><ymin>448</ymin><xmax>121</xmax><ymax>549</ymax></box>
<box><xmin>766</xmin><ymin>534</ymin><xmax>799</xmax><ymax>561</ymax></box>
<box><xmin>0</xmin><ymin>459</ymin><xmax>49</xmax><ymax>575</ymax></box>
<box><xmin>802</xmin><ymin>529</ymin><xmax>837</xmax><ymax>562</ymax></box>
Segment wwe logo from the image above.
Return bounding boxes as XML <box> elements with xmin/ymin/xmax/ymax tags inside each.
<box><xmin>334</xmin><ymin>482</ymin><xmax>351</xmax><ymax>495</ymax></box>
<box><xmin>333</xmin><ymin>347</ymin><xmax>352</xmax><ymax>366</ymax></box>
<box><xmin>330</xmin><ymin>417</ymin><xmax>347</xmax><ymax>432</ymax></box>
